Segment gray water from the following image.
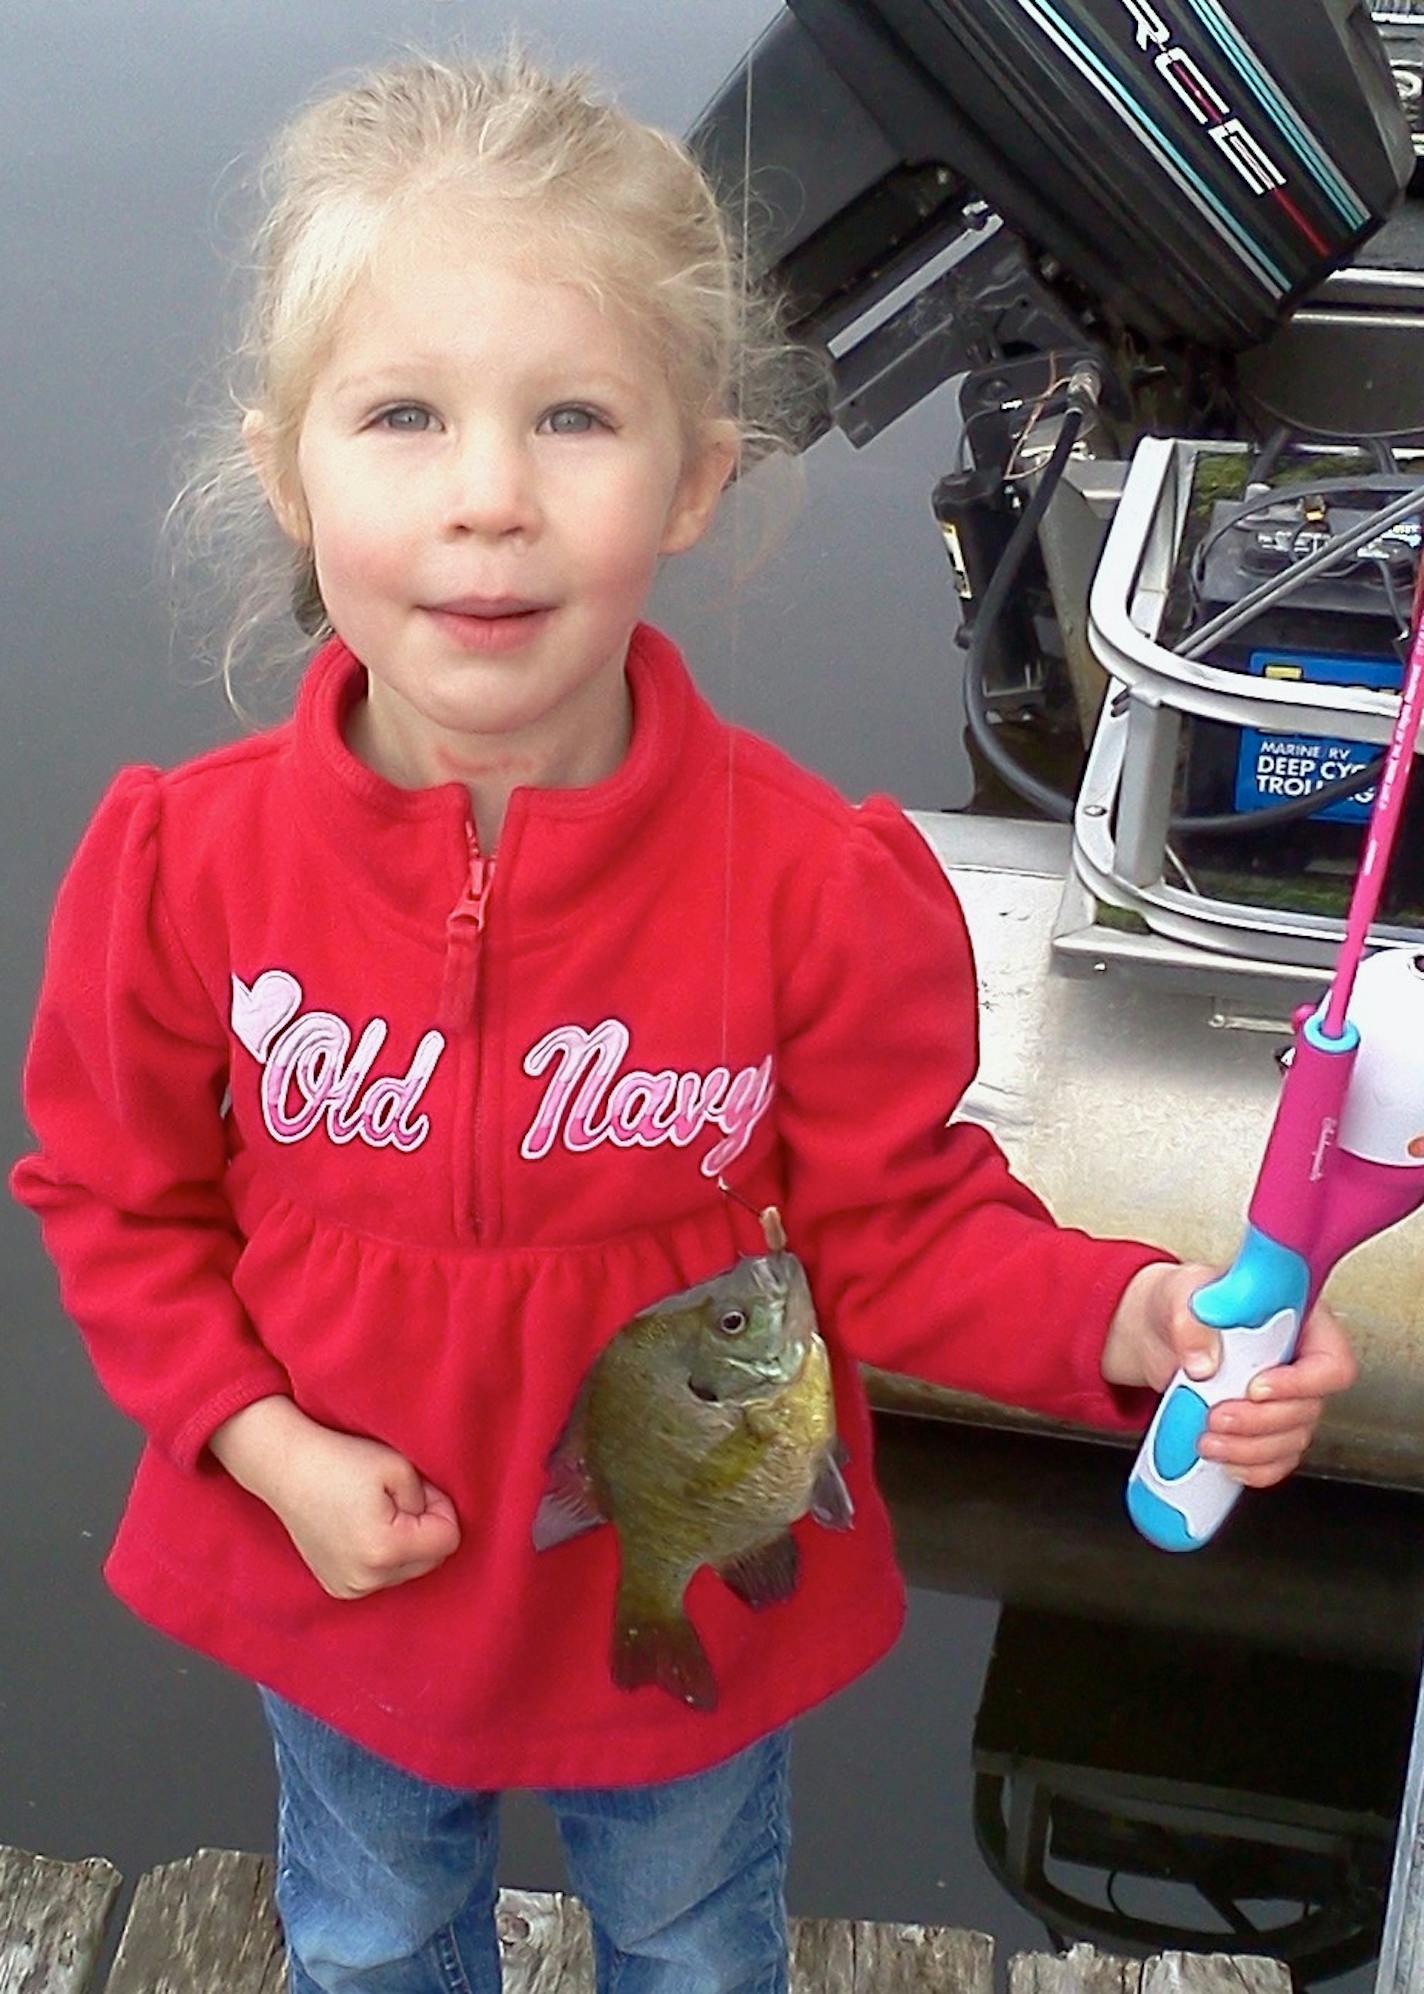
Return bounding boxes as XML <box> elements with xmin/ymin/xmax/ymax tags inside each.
<box><xmin>3</xmin><ymin>5</ymin><xmax>1421</xmax><ymax>1988</ymax></box>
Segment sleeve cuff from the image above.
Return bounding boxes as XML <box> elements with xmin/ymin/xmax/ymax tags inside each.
<box><xmin>1062</xmin><ymin>1239</ymin><xmax>1176</xmax><ymax>1432</ymax></box>
<box><xmin>166</xmin><ymin>1364</ymin><xmax>293</xmax><ymax>1474</ymax></box>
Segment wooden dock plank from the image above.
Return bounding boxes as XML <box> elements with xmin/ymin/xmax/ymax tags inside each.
<box><xmin>788</xmin><ymin>1916</ymin><xmax>856</xmax><ymax>1990</ymax></box>
<box><xmin>1009</xmin><ymin>1949</ymin><xmax>1293</xmax><ymax>1992</ymax></box>
<box><xmin>102</xmin><ymin>1850</ymin><xmax>284</xmax><ymax>1994</ymax></box>
<box><xmin>493</xmin><ymin>1901</ymin><xmax>993</xmax><ymax>1993</ymax></box>
<box><xmin>1142</xmin><ymin>1955</ymin><xmax>1291</xmax><ymax>1992</ymax></box>
<box><xmin>790</xmin><ymin>1917</ymin><xmax>993</xmax><ymax>1991</ymax></box>
<box><xmin>0</xmin><ymin>1841</ymin><xmax>1313</xmax><ymax>1992</ymax></box>
<box><xmin>1009</xmin><ymin>1943</ymin><xmax>1141</xmax><ymax>1990</ymax></box>
<box><xmin>0</xmin><ymin>1845</ymin><xmax>121</xmax><ymax>1994</ymax></box>
<box><xmin>496</xmin><ymin>1888</ymin><xmax>596</xmax><ymax>1991</ymax></box>
<box><xmin>844</xmin><ymin>1919</ymin><xmax>993</xmax><ymax>1989</ymax></box>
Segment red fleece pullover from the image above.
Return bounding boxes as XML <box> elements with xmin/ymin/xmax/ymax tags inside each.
<box><xmin>12</xmin><ymin>625</ymin><xmax>1161</xmax><ymax>1787</ymax></box>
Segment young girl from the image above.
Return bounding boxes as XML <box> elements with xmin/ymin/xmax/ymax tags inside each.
<box><xmin>12</xmin><ymin>48</ymin><xmax>1355</xmax><ymax>1994</ymax></box>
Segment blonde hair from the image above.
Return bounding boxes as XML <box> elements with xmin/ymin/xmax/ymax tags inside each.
<box><xmin>167</xmin><ymin>46</ymin><xmax>813</xmax><ymax>717</ymax></box>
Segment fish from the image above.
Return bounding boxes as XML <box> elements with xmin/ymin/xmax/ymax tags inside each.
<box><xmin>532</xmin><ymin>1207</ymin><xmax>854</xmax><ymax>1712</ymax></box>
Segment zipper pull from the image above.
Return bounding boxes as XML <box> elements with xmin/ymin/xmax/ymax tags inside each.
<box><xmin>437</xmin><ymin>827</ymin><xmax>495</xmax><ymax>1031</ymax></box>
<box><xmin>450</xmin><ymin>853</ymin><xmax>496</xmax><ymax>934</ymax></box>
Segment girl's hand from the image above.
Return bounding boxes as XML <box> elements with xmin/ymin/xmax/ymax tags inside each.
<box><xmin>1101</xmin><ymin>1261</ymin><xmax>1358</xmax><ymax>1487</ymax></box>
<box><xmin>210</xmin><ymin>1397</ymin><xmax>461</xmax><ymax>1598</ymax></box>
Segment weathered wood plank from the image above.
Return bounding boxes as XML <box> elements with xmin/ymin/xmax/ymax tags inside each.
<box><xmin>1010</xmin><ymin>1949</ymin><xmax>1293</xmax><ymax>1993</ymax></box>
<box><xmin>103</xmin><ymin>1850</ymin><xmax>285</xmax><ymax>1994</ymax></box>
<box><xmin>494</xmin><ymin>1900</ymin><xmax>992</xmax><ymax>1993</ymax></box>
<box><xmin>497</xmin><ymin>1888</ymin><xmax>596</xmax><ymax>1992</ymax></box>
<box><xmin>1142</xmin><ymin>1955</ymin><xmax>1291</xmax><ymax>1993</ymax></box>
<box><xmin>0</xmin><ymin>1844</ymin><xmax>1305</xmax><ymax>1994</ymax></box>
<box><xmin>791</xmin><ymin>1917</ymin><xmax>993</xmax><ymax>1992</ymax></box>
<box><xmin>1009</xmin><ymin>1942</ymin><xmax>1141</xmax><ymax>1991</ymax></box>
<box><xmin>0</xmin><ymin>1845</ymin><xmax>121</xmax><ymax>1994</ymax></box>
<box><xmin>844</xmin><ymin>1920</ymin><xmax>994</xmax><ymax>1990</ymax></box>
<box><xmin>789</xmin><ymin>1916</ymin><xmax>857</xmax><ymax>1991</ymax></box>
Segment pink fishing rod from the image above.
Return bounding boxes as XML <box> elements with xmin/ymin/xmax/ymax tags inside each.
<box><xmin>1323</xmin><ymin>561</ymin><xmax>1424</xmax><ymax>1036</ymax></box>
<box><xmin>1129</xmin><ymin>560</ymin><xmax>1424</xmax><ymax>1551</ymax></box>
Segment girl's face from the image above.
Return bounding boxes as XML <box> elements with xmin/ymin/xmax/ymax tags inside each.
<box><xmin>251</xmin><ymin>211</ymin><xmax>735</xmax><ymax>795</ymax></box>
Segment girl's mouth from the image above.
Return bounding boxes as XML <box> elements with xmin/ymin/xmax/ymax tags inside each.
<box><xmin>425</xmin><ymin>604</ymin><xmax>554</xmax><ymax>653</ymax></box>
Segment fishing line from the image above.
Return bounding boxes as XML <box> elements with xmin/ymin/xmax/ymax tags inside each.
<box><xmin>718</xmin><ymin>1175</ymin><xmax>764</xmax><ymax>1222</ymax></box>
<box><xmin>719</xmin><ymin>1175</ymin><xmax>787</xmax><ymax>1253</ymax></box>
<box><xmin>717</xmin><ymin>20</ymin><xmax>757</xmax><ymax>1082</ymax></box>
<box><xmin>1321</xmin><ymin>552</ymin><xmax>1424</xmax><ymax>1038</ymax></box>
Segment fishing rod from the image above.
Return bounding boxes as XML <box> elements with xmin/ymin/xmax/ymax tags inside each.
<box><xmin>1128</xmin><ymin>558</ymin><xmax>1424</xmax><ymax>1552</ymax></box>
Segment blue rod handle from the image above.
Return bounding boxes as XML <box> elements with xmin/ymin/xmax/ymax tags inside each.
<box><xmin>1126</xmin><ymin>1228</ymin><xmax>1310</xmax><ymax>1552</ymax></box>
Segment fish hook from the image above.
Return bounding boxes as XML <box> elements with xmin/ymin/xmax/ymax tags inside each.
<box><xmin>717</xmin><ymin>1177</ymin><xmax>787</xmax><ymax>1254</ymax></box>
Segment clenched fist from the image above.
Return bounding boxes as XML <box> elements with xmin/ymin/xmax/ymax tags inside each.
<box><xmin>209</xmin><ymin>1395</ymin><xmax>461</xmax><ymax>1598</ymax></box>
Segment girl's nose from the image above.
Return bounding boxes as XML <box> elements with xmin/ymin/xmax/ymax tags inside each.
<box><xmin>442</xmin><ymin>430</ymin><xmax>540</xmax><ymax>538</ymax></box>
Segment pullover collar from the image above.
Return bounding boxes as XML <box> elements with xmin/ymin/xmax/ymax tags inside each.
<box><xmin>288</xmin><ymin>623</ymin><xmax>718</xmax><ymax>941</ymax></box>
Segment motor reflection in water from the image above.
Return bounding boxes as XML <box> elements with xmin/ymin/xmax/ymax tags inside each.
<box><xmin>973</xmin><ymin>1609</ymin><xmax>1407</xmax><ymax>1979</ymax></box>
<box><xmin>873</xmin><ymin>1412</ymin><xmax>1424</xmax><ymax>1989</ymax></box>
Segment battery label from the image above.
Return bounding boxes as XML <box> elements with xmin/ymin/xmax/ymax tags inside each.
<box><xmin>1234</xmin><ymin>649</ymin><xmax>1401</xmax><ymax>824</ymax></box>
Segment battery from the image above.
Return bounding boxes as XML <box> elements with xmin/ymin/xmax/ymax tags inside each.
<box><xmin>1233</xmin><ymin>648</ymin><xmax>1402</xmax><ymax>825</ymax></box>
<box><xmin>1176</xmin><ymin>479</ymin><xmax>1424</xmax><ymax>918</ymax></box>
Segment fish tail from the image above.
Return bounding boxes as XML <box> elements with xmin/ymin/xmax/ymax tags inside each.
<box><xmin>613</xmin><ymin>1606</ymin><xmax>717</xmax><ymax>1713</ymax></box>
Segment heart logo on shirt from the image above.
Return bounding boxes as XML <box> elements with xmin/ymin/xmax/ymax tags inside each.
<box><xmin>231</xmin><ymin>966</ymin><xmax>446</xmax><ymax>1153</ymax></box>
<box><xmin>231</xmin><ymin>970</ymin><xmax>302</xmax><ymax>1061</ymax></box>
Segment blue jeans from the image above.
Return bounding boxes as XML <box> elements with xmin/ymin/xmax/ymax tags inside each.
<box><xmin>258</xmin><ymin>1689</ymin><xmax>791</xmax><ymax>1994</ymax></box>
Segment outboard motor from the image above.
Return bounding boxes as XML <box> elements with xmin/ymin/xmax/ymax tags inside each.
<box><xmin>693</xmin><ymin>0</ymin><xmax>1413</xmax><ymax>442</ymax></box>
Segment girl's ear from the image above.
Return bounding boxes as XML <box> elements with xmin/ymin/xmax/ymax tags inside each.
<box><xmin>660</xmin><ymin>421</ymin><xmax>741</xmax><ymax>556</ymax></box>
<box><xmin>243</xmin><ymin>409</ymin><xmax>310</xmax><ymax>547</ymax></box>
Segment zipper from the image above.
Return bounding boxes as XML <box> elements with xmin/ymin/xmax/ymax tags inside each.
<box><xmin>437</xmin><ymin>821</ymin><xmax>494</xmax><ymax>1034</ymax></box>
<box><xmin>440</xmin><ymin>820</ymin><xmax>495</xmax><ymax>1243</ymax></box>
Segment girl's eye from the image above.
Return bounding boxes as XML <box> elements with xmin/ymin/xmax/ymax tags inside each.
<box><xmin>542</xmin><ymin>406</ymin><xmax>602</xmax><ymax>436</ymax></box>
<box><xmin>376</xmin><ymin>405</ymin><xmax>436</xmax><ymax>433</ymax></box>
<box><xmin>718</xmin><ymin>1310</ymin><xmax>747</xmax><ymax>1337</ymax></box>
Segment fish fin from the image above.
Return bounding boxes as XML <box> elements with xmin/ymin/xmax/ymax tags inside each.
<box><xmin>718</xmin><ymin>1531</ymin><xmax>801</xmax><ymax>1609</ymax></box>
<box><xmin>532</xmin><ymin>1400</ymin><xmax>607</xmax><ymax>1550</ymax></box>
<box><xmin>613</xmin><ymin>1611</ymin><xmax>718</xmax><ymax>1712</ymax></box>
<box><xmin>810</xmin><ymin>1451</ymin><xmax>855</xmax><ymax>1530</ymax></box>
<box><xmin>532</xmin><ymin>1471</ymin><xmax>606</xmax><ymax>1550</ymax></box>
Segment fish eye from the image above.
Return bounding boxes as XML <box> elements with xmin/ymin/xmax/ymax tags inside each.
<box><xmin>718</xmin><ymin>1309</ymin><xmax>747</xmax><ymax>1337</ymax></box>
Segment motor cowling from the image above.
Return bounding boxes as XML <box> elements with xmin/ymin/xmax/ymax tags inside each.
<box><xmin>696</xmin><ymin>0</ymin><xmax>1414</xmax><ymax>354</ymax></box>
